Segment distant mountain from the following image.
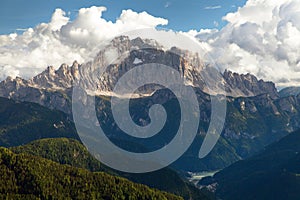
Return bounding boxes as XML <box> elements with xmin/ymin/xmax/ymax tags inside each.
<box><xmin>0</xmin><ymin>83</ymin><xmax>298</xmax><ymax>173</ymax></box>
<box><xmin>0</xmin><ymin>147</ymin><xmax>182</xmax><ymax>200</ymax></box>
<box><xmin>1</xmin><ymin>75</ymin><xmax>300</xmax><ymax>174</ymax></box>
<box><xmin>200</xmin><ymin>129</ymin><xmax>300</xmax><ymax>200</ymax></box>
<box><xmin>279</xmin><ymin>86</ymin><xmax>300</xmax><ymax>98</ymax></box>
<box><xmin>93</xmin><ymin>89</ymin><xmax>300</xmax><ymax>172</ymax></box>
<box><xmin>0</xmin><ymin>36</ymin><xmax>298</xmax><ymax>173</ymax></box>
<box><xmin>11</xmin><ymin>138</ymin><xmax>212</xmax><ymax>200</ymax></box>
<box><xmin>223</xmin><ymin>70</ymin><xmax>278</xmax><ymax>99</ymax></box>
<box><xmin>0</xmin><ymin>97</ymin><xmax>78</xmax><ymax>147</ymax></box>
<box><xmin>0</xmin><ymin>36</ymin><xmax>279</xmax><ymax>115</ymax></box>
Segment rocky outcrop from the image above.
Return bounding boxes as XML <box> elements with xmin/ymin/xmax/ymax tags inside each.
<box><xmin>30</xmin><ymin>61</ymin><xmax>79</xmax><ymax>89</ymax></box>
<box><xmin>223</xmin><ymin>70</ymin><xmax>279</xmax><ymax>99</ymax></box>
<box><xmin>279</xmin><ymin>86</ymin><xmax>300</xmax><ymax>97</ymax></box>
<box><xmin>0</xmin><ymin>76</ymin><xmax>72</xmax><ymax>115</ymax></box>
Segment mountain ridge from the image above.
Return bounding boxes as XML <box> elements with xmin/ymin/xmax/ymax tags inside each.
<box><xmin>0</xmin><ymin>36</ymin><xmax>279</xmax><ymax>112</ymax></box>
<box><xmin>0</xmin><ymin>36</ymin><xmax>298</xmax><ymax>173</ymax></box>
<box><xmin>200</xmin><ymin>129</ymin><xmax>300</xmax><ymax>200</ymax></box>
<box><xmin>11</xmin><ymin>137</ymin><xmax>212</xmax><ymax>200</ymax></box>
<box><xmin>0</xmin><ymin>146</ymin><xmax>183</xmax><ymax>200</ymax></box>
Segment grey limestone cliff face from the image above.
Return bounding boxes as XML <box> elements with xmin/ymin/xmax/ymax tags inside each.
<box><xmin>0</xmin><ymin>76</ymin><xmax>72</xmax><ymax>115</ymax></box>
<box><xmin>223</xmin><ymin>70</ymin><xmax>279</xmax><ymax>99</ymax></box>
<box><xmin>279</xmin><ymin>86</ymin><xmax>300</xmax><ymax>98</ymax></box>
<box><xmin>31</xmin><ymin>61</ymin><xmax>79</xmax><ymax>89</ymax></box>
<box><xmin>0</xmin><ymin>36</ymin><xmax>279</xmax><ymax>114</ymax></box>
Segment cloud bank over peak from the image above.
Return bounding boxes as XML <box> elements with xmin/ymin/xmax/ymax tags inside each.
<box><xmin>1</xmin><ymin>1</ymin><xmax>300</xmax><ymax>87</ymax></box>
<box><xmin>195</xmin><ymin>0</ymin><xmax>300</xmax><ymax>87</ymax></box>
<box><xmin>0</xmin><ymin>6</ymin><xmax>168</xmax><ymax>80</ymax></box>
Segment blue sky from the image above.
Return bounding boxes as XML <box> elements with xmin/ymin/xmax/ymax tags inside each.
<box><xmin>0</xmin><ymin>0</ymin><xmax>247</xmax><ymax>34</ymax></box>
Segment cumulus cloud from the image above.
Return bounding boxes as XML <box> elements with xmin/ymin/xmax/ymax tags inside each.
<box><xmin>204</xmin><ymin>5</ymin><xmax>221</xmax><ymax>10</ymax></box>
<box><xmin>196</xmin><ymin>0</ymin><xmax>300</xmax><ymax>87</ymax></box>
<box><xmin>0</xmin><ymin>6</ymin><xmax>168</xmax><ymax>80</ymax></box>
<box><xmin>2</xmin><ymin>1</ymin><xmax>300</xmax><ymax>87</ymax></box>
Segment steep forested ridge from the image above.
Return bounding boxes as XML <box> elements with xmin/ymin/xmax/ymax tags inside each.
<box><xmin>0</xmin><ymin>147</ymin><xmax>183</xmax><ymax>200</ymax></box>
<box><xmin>12</xmin><ymin>138</ymin><xmax>212</xmax><ymax>200</ymax></box>
<box><xmin>201</xmin><ymin>129</ymin><xmax>300</xmax><ymax>200</ymax></box>
<box><xmin>0</xmin><ymin>97</ymin><xmax>78</xmax><ymax>147</ymax></box>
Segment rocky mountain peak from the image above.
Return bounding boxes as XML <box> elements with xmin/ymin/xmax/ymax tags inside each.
<box><xmin>56</xmin><ymin>63</ymin><xmax>71</xmax><ymax>78</ymax></box>
<box><xmin>95</xmin><ymin>36</ymin><xmax>164</xmax><ymax>62</ymax></box>
<box><xmin>29</xmin><ymin>61</ymin><xmax>81</xmax><ymax>89</ymax></box>
<box><xmin>131</xmin><ymin>37</ymin><xmax>163</xmax><ymax>49</ymax></box>
<box><xmin>71</xmin><ymin>61</ymin><xmax>80</xmax><ymax>79</ymax></box>
<box><xmin>223</xmin><ymin>69</ymin><xmax>279</xmax><ymax>99</ymax></box>
<box><xmin>3</xmin><ymin>76</ymin><xmax>15</xmax><ymax>83</ymax></box>
<box><xmin>2</xmin><ymin>76</ymin><xmax>27</xmax><ymax>87</ymax></box>
<box><xmin>46</xmin><ymin>66</ymin><xmax>55</xmax><ymax>76</ymax></box>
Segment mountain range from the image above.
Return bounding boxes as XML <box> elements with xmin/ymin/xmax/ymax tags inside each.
<box><xmin>1</xmin><ymin>36</ymin><xmax>300</xmax><ymax>199</ymax></box>
<box><xmin>0</xmin><ymin>36</ymin><xmax>279</xmax><ymax>115</ymax></box>
<box><xmin>1</xmin><ymin>36</ymin><xmax>300</xmax><ymax>173</ymax></box>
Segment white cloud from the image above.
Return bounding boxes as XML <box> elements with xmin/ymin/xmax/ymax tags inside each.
<box><xmin>49</xmin><ymin>8</ymin><xmax>69</xmax><ymax>31</ymax></box>
<box><xmin>0</xmin><ymin>6</ymin><xmax>168</xmax><ymax>80</ymax></box>
<box><xmin>196</xmin><ymin>0</ymin><xmax>300</xmax><ymax>87</ymax></box>
<box><xmin>164</xmin><ymin>2</ymin><xmax>171</xmax><ymax>8</ymax></box>
<box><xmin>2</xmin><ymin>1</ymin><xmax>300</xmax><ymax>88</ymax></box>
<box><xmin>204</xmin><ymin>5</ymin><xmax>221</xmax><ymax>10</ymax></box>
<box><xmin>213</xmin><ymin>21</ymin><xmax>219</xmax><ymax>27</ymax></box>
<box><xmin>0</xmin><ymin>65</ymin><xmax>20</xmax><ymax>80</ymax></box>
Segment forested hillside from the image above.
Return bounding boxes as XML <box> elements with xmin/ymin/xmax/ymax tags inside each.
<box><xmin>0</xmin><ymin>147</ymin><xmax>182</xmax><ymax>200</ymax></box>
<box><xmin>12</xmin><ymin>138</ymin><xmax>212</xmax><ymax>200</ymax></box>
